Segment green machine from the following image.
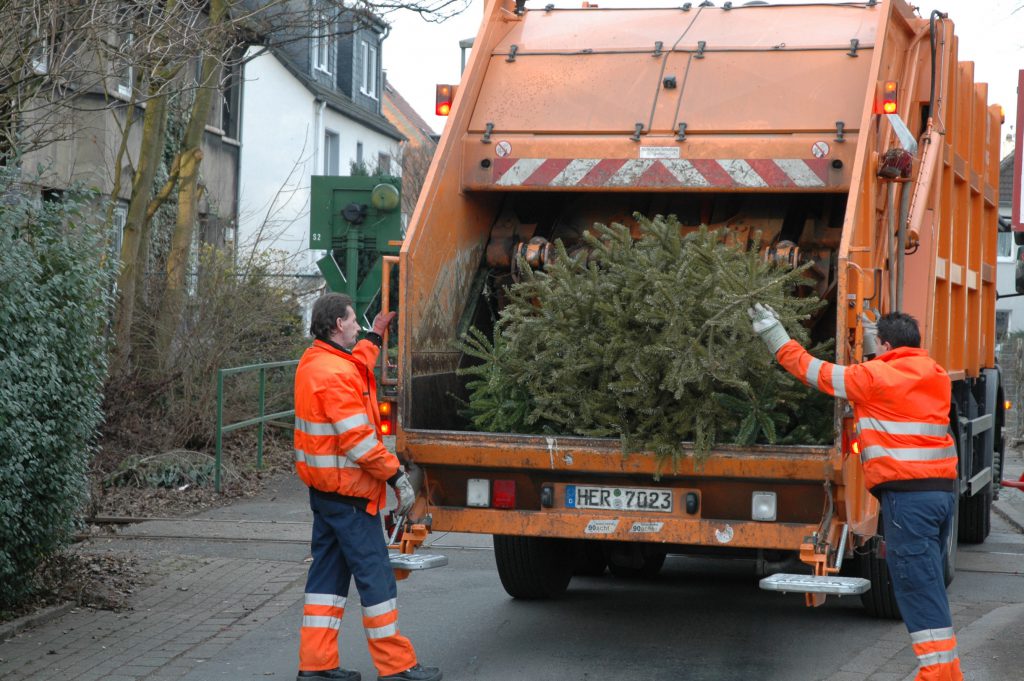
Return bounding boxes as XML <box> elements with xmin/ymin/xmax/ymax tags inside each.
<box><xmin>310</xmin><ymin>175</ymin><xmax>402</xmax><ymax>325</ymax></box>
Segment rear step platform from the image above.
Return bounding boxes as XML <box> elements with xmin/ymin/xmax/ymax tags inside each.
<box><xmin>389</xmin><ymin>552</ymin><xmax>448</xmax><ymax>571</ymax></box>
<box><xmin>759</xmin><ymin>573</ymin><xmax>870</xmax><ymax>595</ymax></box>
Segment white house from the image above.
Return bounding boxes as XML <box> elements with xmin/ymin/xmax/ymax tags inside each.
<box><xmin>996</xmin><ymin>152</ymin><xmax>1022</xmax><ymax>336</ymax></box>
<box><xmin>237</xmin><ymin>8</ymin><xmax>404</xmax><ymax>287</ymax></box>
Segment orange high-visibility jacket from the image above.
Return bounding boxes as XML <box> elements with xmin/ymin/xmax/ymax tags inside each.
<box><xmin>294</xmin><ymin>338</ymin><xmax>399</xmax><ymax>514</ymax></box>
<box><xmin>776</xmin><ymin>340</ymin><xmax>957</xmax><ymax>492</ymax></box>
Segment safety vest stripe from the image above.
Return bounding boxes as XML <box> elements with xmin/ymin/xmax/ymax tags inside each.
<box><xmin>305</xmin><ymin>593</ymin><xmax>347</xmax><ymax>608</ymax></box>
<box><xmin>910</xmin><ymin>627</ymin><xmax>955</xmax><ymax>644</ymax></box>
<box><xmin>861</xmin><ymin>444</ymin><xmax>957</xmax><ymax>462</ymax></box>
<box><xmin>345</xmin><ymin>434</ymin><xmax>377</xmax><ymax>464</ymax></box>
<box><xmin>362</xmin><ymin>598</ymin><xmax>397</xmax><ymax>618</ymax></box>
<box><xmin>296</xmin><ymin>414</ymin><xmax>370</xmax><ymax>437</ymax></box>
<box><xmin>917</xmin><ymin>648</ymin><xmax>958</xmax><ymax>666</ymax></box>
<box><xmin>806</xmin><ymin>358</ymin><xmax>823</xmax><ymax>389</ymax></box>
<box><xmin>295</xmin><ymin>449</ymin><xmax>341</xmax><ymax>469</ymax></box>
<box><xmin>303</xmin><ymin>615</ymin><xmax>342</xmax><ymax>630</ymax></box>
<box><xmin>366</xmin><ymin>623</ymin><xmax>398</xmax><ymax>639</ymax></box>
<box><xmin>858</xmin><ymin>418</ymin><xmax>949</xmax><ymax>437</ymax></box>
<box><xmin>831</xmin><ymin>365</ymin><xmax>848</xmax><ymax>398</ymax></box>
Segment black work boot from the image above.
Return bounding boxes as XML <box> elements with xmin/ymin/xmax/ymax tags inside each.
<box><xmin>378</xmin><ymin>663</ymin><xmax>442</xmax><ymax>681</ymax></box>
<box><xmin>297</xmin><ymin>668</ymin><xmax>361</xmax><ymax>681</ymax></box>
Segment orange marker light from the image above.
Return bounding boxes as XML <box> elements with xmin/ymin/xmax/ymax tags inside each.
<box><xmin>379</xmin><ymin>401</ymin><xmax>391</xmax><ymax>416</ymax></box>
<box><xmin>851</xmin><ymin>440</ymin><xmax>861</xmax><ymax>456</ymax></box>
<box><xmin>1005</xmin><ymin>400</ymin><xmax>1013</xmax><ymax>411</ymax></box>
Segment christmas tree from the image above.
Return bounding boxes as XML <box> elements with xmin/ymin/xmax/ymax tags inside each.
<box><xmin>458</xmin><ymin>214</ymin><xmax>834</xmax><ymax>470</ymax></box>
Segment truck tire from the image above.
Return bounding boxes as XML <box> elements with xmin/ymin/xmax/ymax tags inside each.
<box><xmin>493</xmin><ymin>535</ymin><xmax>573</xmax><ymax>599</ymax></box>
<box><xmin>858</xmin><ymin>537</ymin><xmax>901</xmax><ymax>620</ymax></box>
<box><xmin>573</xmin><ymin>540</ymin><xmax>608</xmax><ymax>577</ymax></box>
<box><xmin>958</xmin><ymin>481</ymin><xmax>992</xmax><ymax>544</ymax></box>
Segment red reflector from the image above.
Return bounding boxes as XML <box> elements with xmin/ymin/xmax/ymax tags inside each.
<box><xmin>492</xmin><ymin>480</ymin><xmax>516</xmax><ymax>509</ymax></box>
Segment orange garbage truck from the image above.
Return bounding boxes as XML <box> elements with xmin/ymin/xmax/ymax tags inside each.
<box><xmin>390</xmin><ymin>0</ymin><xmax>1005</xmax><ymax>617</ymax></box>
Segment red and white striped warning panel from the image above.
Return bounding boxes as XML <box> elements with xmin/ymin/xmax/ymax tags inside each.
<box><xmin>490</xmin><ymin>158</ymin><xmax>831</xmax><ymax>189</ymax></box>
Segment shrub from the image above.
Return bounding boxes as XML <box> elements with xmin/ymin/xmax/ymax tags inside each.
<box><xmin>0</xmin><ymin>170</ymin><xmax>114</xmax><ymax>608</ymax></box>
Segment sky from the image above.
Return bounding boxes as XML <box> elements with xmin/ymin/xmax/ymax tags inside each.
<box><xmin>382</xmin><ymin>0</ymin><xmax>1023</xmax><ymax>157</ymax></box>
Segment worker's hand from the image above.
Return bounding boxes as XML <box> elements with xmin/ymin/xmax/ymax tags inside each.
<box><xmin>861</xmin><ymin>313</ymin><xmax>879</xmax><ymax>357</ymax></box>
<box><xmin>391</xmin><ymin>468</ymin><xmax>416</xmax><ymax>516</ymax></box>
<box><xmin>747</xmin><ymin>303</ymin><xmax>791</xmax><ymax>354</ymax></box>
<box><xmin>372</xmin><ymin>311</ymin><xmax>397</xmax><ymax>336</ymax></box>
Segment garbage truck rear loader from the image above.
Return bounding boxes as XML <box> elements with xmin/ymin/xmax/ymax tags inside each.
<box><xmin>393</xmin><ymin>0</ymin><xmax>1004</xmax><ymax>616</ymax></box>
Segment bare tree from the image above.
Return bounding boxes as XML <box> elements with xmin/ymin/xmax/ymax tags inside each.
<box><xmin>2</xmin><ymin>0</ymin><xmax>470</xmax><ymax>372</ymax></box>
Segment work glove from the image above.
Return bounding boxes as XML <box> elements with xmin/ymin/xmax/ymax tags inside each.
<box><xmin>861</xmin><ymin>314</ymin><xmax>879</xmax><ymax>357</ymax></box>
<box><xmin>747</xmin><ymin>303</ymin><xmax>791</xmax><ymax>354</ymax></box>
<box><xmin>391</xmin><ymin>467</ymin><xmax>416</xmax><ymax>517</ymax></box>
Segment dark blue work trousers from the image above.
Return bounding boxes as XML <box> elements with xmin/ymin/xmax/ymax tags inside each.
<box><xmin>879</xmin><ymin>490</ymin><xmax>962</xmax><ymax>680</ymax></box>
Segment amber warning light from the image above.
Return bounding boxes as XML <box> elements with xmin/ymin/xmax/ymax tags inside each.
<box><xmin>379</xmin><ymin>401</ymin><xmax>394</xmax><ymax>435</ymax></box>
<box><xmin>435</xmin><ymin>84</ymin><xmax>456</xmax><ymax>116</ymax></box>
<box><xmin>874</xmin><ymin>80</ymin><xmax>899</xmax><ymax>115</ymax></box>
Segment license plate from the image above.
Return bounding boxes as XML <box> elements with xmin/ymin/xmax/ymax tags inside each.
<box><xmin>565</xmin><ymin>485</ymin><xmax>673</xmax><ymax>513</ymax></box>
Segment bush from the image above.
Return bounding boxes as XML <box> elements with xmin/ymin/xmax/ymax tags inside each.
<box><xmin>102</xmin><ymin>245</ymin><xmax>307</xmax><ymax>468</ymax></box>
<box><xmin>0</xmin><ymin>170</ymin><xmax>114</xmax><ymax>608</ymax></box>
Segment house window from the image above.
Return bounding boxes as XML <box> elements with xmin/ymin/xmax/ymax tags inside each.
<box><xmin>117</xmin><ymin>34</ymin><xmax>133</xmax><ymax>97</ymax></box>
<box><xmin>312</xmin><ymin>7</ymin><xmax>331</xmax><ymax>74</ymax></box>
<box><xmin>377</xmin><ymin>152</ymin><xmax>390</xmax><ymax>175</ymax></box>
<box><xmin>221</xmin><ymin>63</ymin><xmax>241</xmax><ymax>139</ymax></box>
<box><xmin>356</xmin><ymin>142</ymin><xmax>363</xmax><ymax>164</ymax></box>
<box><xmin>998</xmin><ymin>231</ymin><xmax>1014</xmax><ymax>261</ymax></box>
<box><xmin>324</xmin><ymin>130</ymin><xmax>339</xmax><ymax>175</ymax></box>
<box><xmin>360</xmin><ymin>40</ymin><xmax>377</xmax><ymax>99</ymax></box>
<box><xmin>112</xmin><ymin>203</ymin><xmax>127</xmax><ymax>259</ymax></box>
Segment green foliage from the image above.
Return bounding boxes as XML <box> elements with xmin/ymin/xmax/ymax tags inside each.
<box><xmin>0</xmin><ymin>169</ymin><xmax>115</xmax><ymax>608</ymax></box>
<box><xmin>458</xmin><ymin>215</ymin><xmax>833</xmax><ymax>470</ymax></box>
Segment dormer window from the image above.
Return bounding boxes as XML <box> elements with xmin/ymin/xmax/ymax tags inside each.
<box><xmin>312</xmin><ymin>5</ymin><xmax>331</xmax><ymax>74</ymax></box>
<box><xmin>360</xmin><ymin>39</ymin><xmax>378</xmax><ymax>99</ymax></box>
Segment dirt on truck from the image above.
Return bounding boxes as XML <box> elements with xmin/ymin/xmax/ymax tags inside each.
<box><xmin>391</xmin><ymin>0</ymin><xmax>1006</xmax><ymax>618</ymax></box>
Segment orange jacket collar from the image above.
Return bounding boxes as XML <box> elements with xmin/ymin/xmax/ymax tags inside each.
<box><xmin>874</xmin><ymin>346</ymin><xmax>928</xmax><ymax>363</ymax></box>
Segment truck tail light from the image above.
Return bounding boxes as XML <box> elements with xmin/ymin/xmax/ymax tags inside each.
<box><xmin>493</xmin><ymin>480</ymin><xmax>516</xmax><ymax>509</ymax></box>
<box><xmin>874</xmin><ymin>80</ymin><xmax>898</xmax><ymax>115</ymax></box>
<box><xmin>379</xmin><ymin>401</ymin><xmax>394</xmax><ymax>435</ymax></box>
<box><xmin>435</xmin><ymin>84</ymin><xmax>456</xmax><ymax>116</ymax></box>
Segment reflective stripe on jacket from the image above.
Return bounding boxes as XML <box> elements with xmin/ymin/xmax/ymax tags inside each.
<box><xmin>775</xmin><ymin>340</ymin><xmax>956</xmax><ymax>491</ymax></box>
<box><xmin>293</xmin><ymin>338</ymin><xmax>399</xmax><ymax>514</ymax></box>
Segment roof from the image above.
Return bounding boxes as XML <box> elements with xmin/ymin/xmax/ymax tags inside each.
<box><xmin>382</xmin><ymin>80</ymin><xmax>436</xmax><ymax>146</ymax></box>
<box><xmin>1000</xmin><ymin>151</ymin><xmax>1015</xmax><ymax>207</ymax></box>
<box><xmin>271</xmin><ymin>49</ymin><xmax>404</xmax><ymax>142</ymax></box>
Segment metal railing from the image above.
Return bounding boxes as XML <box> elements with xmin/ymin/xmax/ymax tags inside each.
<box><xmin>214</xmin><ymin>359</ymin><xmax>299</xmax><ymax>492</ymax></box>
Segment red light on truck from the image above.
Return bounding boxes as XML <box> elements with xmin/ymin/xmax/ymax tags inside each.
<box><xmin>874</xmin><ymin>80</ymin><xmax>898</xmax><ymax>115</ymax></box>
<box><xmin>492</xmin><ymin>480</ymin><xmax>516</xmax><ymax>509</ymax></box>
<box><xmin>379</xmin><ymin>401</ymin><xmax>394</xmax><ymax>434</ymax></box>
<box><xmin>851</xmin><ymin>440</ymin><xmax>861</xmax><ymax>456</ymax></box>
<box><xmin>435</xmin><ymin>84</ymin><xmax>455</xmax><ymax>116</ymax></box>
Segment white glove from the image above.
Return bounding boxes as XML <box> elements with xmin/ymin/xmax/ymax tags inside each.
<box><xmin>391</xmin><ymin>469</ymin><xmax>415</xmax><ymax>516</ymax></box>
<box><xmin>861</xmin><ymin>314</ymin><xmax>879</xmax><ymax>356</ymax></box>
<box><xmin>747</xmin><ymin>303</ymin><xmax>791</xmax><ymax>354</ymax></box>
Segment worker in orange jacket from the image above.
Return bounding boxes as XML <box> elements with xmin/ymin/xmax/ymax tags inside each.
<box><xmin>294</xmin><ymin>292</ymin><xmax>441</xmax><ymax>681</ymax></box>
<box><xmin>749</xmin><ymin>306</ymin><xmax>961</xmax><ymax>681</ymax></box>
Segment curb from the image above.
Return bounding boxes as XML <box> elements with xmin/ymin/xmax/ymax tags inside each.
<box><xmin>0</xmin><ymin>602</ymin><xmax>75</xmax><ymax>642</ymax></box>
<box><xmin>994</xmin><ymin>497</ymin><xmax>1024</xmax><ymax>533</ymax></box>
